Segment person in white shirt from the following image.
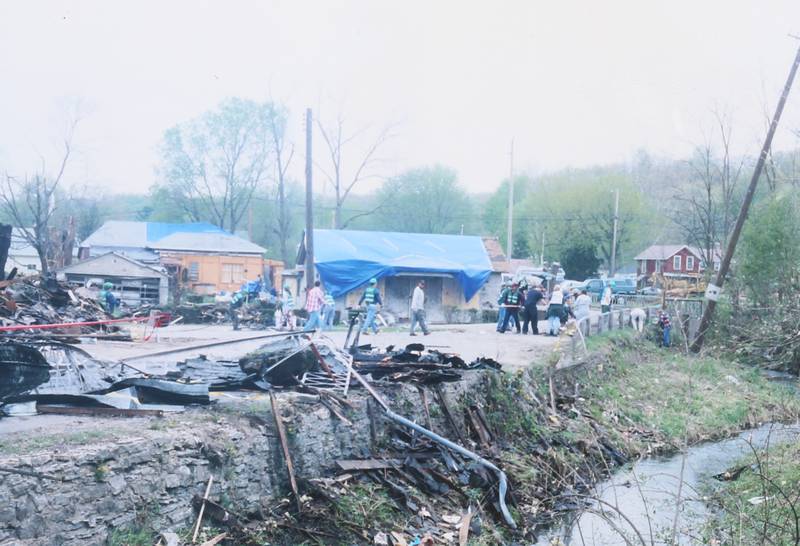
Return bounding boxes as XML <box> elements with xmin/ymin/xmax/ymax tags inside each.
<box><xmin>546</xmin><ymin>285</ymin><xmax>564</xmax><ymax>336</ymax></box>
<box><xmin>574</xmin><ymin>289</ymin><xmax>592</xmax><ymax>321</ymax></box>
<box><xmin>409</xmin><ymin>280</ymin><xmax>430</xmax><ymax>336</ymax></box>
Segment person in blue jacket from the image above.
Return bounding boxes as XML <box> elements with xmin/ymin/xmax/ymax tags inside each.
<box><xmin>358</xmin><ymin>278</ymin><xmax>382</xmax><ymax>335</ymax></box>
<box><xmin>98</xmin><ymin>282</ymin><xmax>118</xmax><ymax>315</ymax></box>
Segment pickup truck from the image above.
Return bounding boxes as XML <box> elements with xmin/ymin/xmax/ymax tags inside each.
<box><xmin>582</xmin><ymin>278</ymin><xmax>637</xmax><ymax>296</ymax></box>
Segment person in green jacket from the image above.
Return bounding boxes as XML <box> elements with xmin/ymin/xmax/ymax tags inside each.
<box><xmin>358</xmin><ymin>278</ymin><xmax>382</xmax><ymax>335</ymax></box>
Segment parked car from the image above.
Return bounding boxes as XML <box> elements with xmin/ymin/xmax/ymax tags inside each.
<box><xmin>583</xmin><ymin>278</ymin><xmax>637</xmax><ymax>296</ymax></box>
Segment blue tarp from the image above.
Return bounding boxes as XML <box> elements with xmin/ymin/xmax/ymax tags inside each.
<box><xmin>312</xmin><ymin>229</ymin><xmax>493</xmax><ymax>300</ymax></box>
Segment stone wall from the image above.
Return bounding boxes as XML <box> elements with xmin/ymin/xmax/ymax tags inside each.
<box><xmin>0</xmin><ymin>372</ymin><xmax>488</xmax><ymax>545</ymax></box>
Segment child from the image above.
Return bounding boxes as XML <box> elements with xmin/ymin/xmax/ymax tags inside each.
<box><xmin>658</xmin><ymin>306</ymin><xmax>671</xmax><ymax>347</ymax></box>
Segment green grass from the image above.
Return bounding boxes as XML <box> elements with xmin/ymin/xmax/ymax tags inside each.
<box><xmin>705</xmin><ymin>441</ymin><xmax>800</xmax><ymax>545</ymax></box>
<box><xmin>577</xmin><ymin>347</ymin><xmax>800</xmax><ymax>445</ymax></box>
<box><xmin>106</xmin><ymin>526</ymin><xmax>155</xmax><ymax>546</ymax></box>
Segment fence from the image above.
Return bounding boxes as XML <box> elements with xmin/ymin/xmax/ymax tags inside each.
<box><xmin>566</xmin><ymin>305</ymin><xmax>661</xmax><ymax>362</ymax></box>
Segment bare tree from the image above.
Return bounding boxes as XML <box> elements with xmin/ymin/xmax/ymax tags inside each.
<box><xmin>316</xmin><ymin>112</ymin><xmax>394</xmax><ymax>229</ymax></box>
<box><xmin>671</xmin><ymin>110</ymin><xmax>745</xmax><ymax>271</ymax></box>
<box><xmin>266</xmin><ymin>105</ymin><xmax>295</xmax><ymax>265</ymax></box>
<box><xmin>159</xmin><ymin>98</ymin><xmax>275</xmax><ymax>232</ymax></box>
<box><xmin>0</xmin><ymin>118</ymin><xmax>78</xmax><ymax>275</ymax></box>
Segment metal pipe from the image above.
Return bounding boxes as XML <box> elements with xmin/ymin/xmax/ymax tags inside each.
<box><xmin>349</xmin><ymin>368</ymin><xmax>516</xmax><ymax>528</ymax></box>
<box><xmin>121</xmin><ymin>330</ymin><xmax>306</xmax><ymax>362</ymax></box>
<box><xmin>385</xmin><ymin>409</ymin><xmax>517</xmax><ymax>529</ymax></box>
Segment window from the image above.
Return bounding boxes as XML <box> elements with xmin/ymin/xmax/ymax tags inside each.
<box><xmin>188</xmin><ymin>262</ymin><xmax>200</xmax><ymax>281</ymax></box>
<box><xmin>686</xmin><ymin>256</ymin><xmax>695</xmax><ymax>271</ymax></box>
<box><xmin>26</xmin><ymin>264</ymin><xmax>37</xmax><ymax>270</ymax></box>
<box><xmin>221</xmin><ymin>263</ymin><xmax>245</xmax><ymax>285</ymax></box>
<box><xmin>673</xmin><ymin>255</ymin><xmax>682</xmax><ymax>270</ymax></box>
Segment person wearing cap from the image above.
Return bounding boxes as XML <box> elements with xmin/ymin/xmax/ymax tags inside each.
<box><xmin>358</xmin><ymin>278</ymin><xmax>382</xmax><ymax>335</ymax></box>
<box><xmin>98</xmin><ymin>281</ymin><xmax>118</xmax><ymax>314</ymax></box>
<box><xmin>229</xmin><ymin>289</ymin><xmax>245</xmax><ymax>330</ymax></box>
<box><xmin>409</xmin><ymin>280</ymin><xmax>430</xmax><ymax>336</ymax></box>
<box><xmin>498</xmin><ymin>281</ymin><xmax>522</xmax><ymax>334</ymax></box>
<box><xmin>495</xmin><ymin>281</ymin><xmax>513</xmax><ymax>331</ymax></box>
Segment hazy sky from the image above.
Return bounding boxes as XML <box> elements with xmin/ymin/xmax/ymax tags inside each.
<box><xmin>1</xmin><ymin>1</ymin><xmax>799</xmax><ymax>196</ymax></box>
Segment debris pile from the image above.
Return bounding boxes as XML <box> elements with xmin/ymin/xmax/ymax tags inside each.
<box><xmin>172</xmin><ymin>299</ymin><xmax>277</xmax><ymax>328</ymax></box>
<box><xmin>0</xmin><ymin>276</ymin><xmax>112</xmax><ymax>333</ymax></box>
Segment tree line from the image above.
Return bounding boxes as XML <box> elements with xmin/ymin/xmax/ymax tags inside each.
<box><xmin>2</xmin><ymin>97</ymin><xmax>799</xmax><ymax>286</ymax></box>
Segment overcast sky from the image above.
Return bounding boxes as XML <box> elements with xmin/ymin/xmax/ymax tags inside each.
<box><xmin>1</xmin><ymin>1</ymin><xmax>799</xmax><ymax>196</ymax></box>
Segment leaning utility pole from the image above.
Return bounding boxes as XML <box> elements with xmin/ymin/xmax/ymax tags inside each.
<box><xmin>609</xmin><ymin>188</ymin><xmax>620</xmax><ymax>276</ymax></box>
<box><xmin>304</xmin><ymin>108</ymin><xmax>315</xmax><ymax>285</ymax></box>
<box><xmin>691</xmin><ymin>43</ymin><xmax>800</xmax><ymax>353</ymax></box>
<box><xmin>506</xmin><ymin>139</ymin><xmax>514</xmax><ymax>262</ymax></box>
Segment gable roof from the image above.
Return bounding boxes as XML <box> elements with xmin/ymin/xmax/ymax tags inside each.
<box><xmin>80</xmin><ymin>221</ymin><xmax>263</xmax><ymax>255</ymax></box>
<box><xmin>635</xmin><ymin>245</ymin><xmax>701</xmax><ymax>261</ymax></box>
<box><xmin>301</xmin><ymin>229</ymin><xmax>493</xmax><ymax>299</ymax></box>
<box><xmin>60</xmin><ymin>252</ymin><xmax>167</xmax><ymax>278</ymax></box>
<box><xmin>80</xmin><ymin>221</ymin><xmax>227</xmax><ymax>249</ymax></box>
<box><xmin>149</xmin><ymin>232</ymin><xmax>265</xmax><ymax>254</ymax></box>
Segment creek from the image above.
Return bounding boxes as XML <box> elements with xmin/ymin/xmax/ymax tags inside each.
<box><xmin>535</xmin><ymin>375</ymin><xmax>800</xmax><ymax>545</ymax></box>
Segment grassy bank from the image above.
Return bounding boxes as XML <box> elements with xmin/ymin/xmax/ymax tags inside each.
<box><xmin>704</xmin><ymin>439</ymin><xmax>800</xmax><ymax>545</ymax></box>
<box><xmin>166</xmin><ymin>333</ymin><xmax>800</xmax><ymax>545</ymax></box>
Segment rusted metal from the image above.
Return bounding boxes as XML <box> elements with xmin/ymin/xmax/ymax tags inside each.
<box><xmin>36</xmin><ymin>405</ymin><xmax>166</xmax><ymax>418</ymax></box>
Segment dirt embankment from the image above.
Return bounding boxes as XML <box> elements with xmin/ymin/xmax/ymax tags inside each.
<box><xmin>2</xmin><ymin>333</ymin><xmax>797</xmax><ymax>546</ymax></box>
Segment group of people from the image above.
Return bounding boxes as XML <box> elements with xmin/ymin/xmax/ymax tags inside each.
<box><xmin>356</xmin><ymin>277</ymin><xmax>430</xmax><ymax>337</ymax></box>
<box><xmin>496</xmin><ymin>280</ymin><xmax>593</xmax><ymax>337</ymax></box>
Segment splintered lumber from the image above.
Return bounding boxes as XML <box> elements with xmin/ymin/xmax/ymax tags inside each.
<box><xmin>192</xmin><ymin>476</ymin><xmax>214</xmax><ymax>543</ymax></box>
<box><xmin>270</xmin><ymin>392</ymin><xmax>301</xmax><ymax>513</ymax></box>
<box><xmin>335</xmin><ymin>459</ymin><xmax>401</xmax><ymax>471</ymax></box>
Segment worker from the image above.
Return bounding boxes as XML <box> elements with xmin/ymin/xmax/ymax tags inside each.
<box><xmin>495</xmin><ymin>281</ymin><xmax>517</xmax><ymax>331</ymax></box>
<box><xmin>229</xmin><ymin>290</ymin><xmax>245</xmax><ymax>331</ymax></box>
<box><xmin>574</xmin><ymin>289</ymin><xmax>592</xmax><ymax>323</ymax></box>
<box><xmin>522</xmin><ymin>284</ymin><xmax>544</xmax><ymax>335</ymax></box>
<box><xmin>303</xmin><ymin>281</ymin><xmax>326</xmax><ymax>331</ymax></box>
<box><xmin>322</xmin><ymin>290</ymin><xmax>336</xmax><ymax>330</ymax></box>
<box><xmin>601</xmin><ymin>283</ymin><xmax>613</xmax><ymax>314</ymax></box>
<box><xmin>98</xmin><ymin>282</ymin><xmax>118</xmax><ymax>315</ymax></box>
<box><xmin>547</xmin><ymin>285</ymin><xmax>564</xmax><ymax>336</ymax></box>
<box><xmin>658</xmin><ymin>305</ymin><xmax>671</xmax><ymax>347</ymax></box>
<box><xmin>498</xmin><ymin>282</ymin><xmax>522</xmax><ymax>334</ymax></box>
<box><xmin>409</xmin><ymin>280</ymin><xmax>430</xmax><ymax>336</ymax></box>
<box><xmin>358</xmin><ymin>278</ymin><xmax>382</xmax><ymax>335</ymax></box>
<box><xmin>630</xmin><ymin>307</ymin><xmax>646</xmax><ymax>333</ymax></box>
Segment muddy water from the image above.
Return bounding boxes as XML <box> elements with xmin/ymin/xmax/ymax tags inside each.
<box><xmin>535</xmin><ymin>423</ymin><xmax>800</xmax><ymax>545</ymax></box>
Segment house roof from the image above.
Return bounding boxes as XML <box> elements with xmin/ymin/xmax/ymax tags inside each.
<box><xmin>635</xmin><ymin>245</ymin><xmax>701</xmax><ymax>261</ymax></box>
<box><xmin>80</xmin><ymin>221</ymin><xmax>263</xmax><ymax>256</ymax></box>
<box><xmin>300</xmin><ymin>229</ymin><xmax>493</xmax><ymax>299</ymax></box>
<box><xmin>9</xmin><ymin>228</ymin><xmax>37</xmax><ymax>257</ymax></box>
<box><xmin>149</xmin><ymin>232</ymin><xmax>266</xmax><ymax>255</ymax></box>
<box><xmin>480</xmin><ymin>237</ymin><xmax>536</xmax><ymax>273</ymax></box>
<box><xmin>60</xmin><ymin>252</ymin><xmax>167</xmax><ymax>279</ymax></box>
<box><xmin>80</xmin><ymin>221</ymin><xmax>227</xmax><ymax>249</ymax></box>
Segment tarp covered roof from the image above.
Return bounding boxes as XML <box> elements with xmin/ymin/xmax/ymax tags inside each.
<box><xmin>308</xmin><ymin>229</ymin><xmax>493</xmax><ymax>299</ymax></box>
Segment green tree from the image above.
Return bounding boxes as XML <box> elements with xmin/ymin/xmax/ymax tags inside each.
<box><xmin>560</xmin><ymin>243</ymin><xmax>601</xmax><ymax>281</ymax></box>
<box><xmin>481</xmin><ymin>174</ymin><xmax>534</xmax><ymax>252</ymax></box>
<box><xmin>157</xmin><ymin>98</ymin><xmax>279</xmax><ymax>232</ymax></box>
<box><xmin>737</xmin><ymin>194</ymin><xmax>800</xmax><ymax>305</ymax></box>
<box><xmin>372</xmin><ymin>165</ymin><xmax>475</xmax><ymax>234</ymax></box>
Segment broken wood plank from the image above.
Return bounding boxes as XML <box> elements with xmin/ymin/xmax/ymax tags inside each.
<box><xmin>37</xmin><ymin>405</ymin><xmax>165</xmax><ymax>418</ymax></box>
<box><xmin>458</xmin><ymin>506</ymin><xmax>474</xmax><ymax>546</ymax></box>
<box><xmin>417</xmin><ymin>386</ymin><xmax>434</xmax><ymax>431</ymax></box>
<box><xmin>270</xmin><ymin>392</ymin><xmax>302</xmax><ymax>513</ymax></box>
<box><xmin>199</xmin><ymin>533</ymin><xmax>227</xmax><ymax>546</ymax></box>
<box><xmin>336</xmin><ymin>459</ymin><xmax>400</xmax><ymax>471</ymax></box>
<box><xmin>192</xmin><ymin>476</ymin><xmax>214</xmax><ymax>544</ymax></box>
<box><xmin>432</xmin><ymin>385</ymin><xmax>467</xmax><ymax>445</ymax></box>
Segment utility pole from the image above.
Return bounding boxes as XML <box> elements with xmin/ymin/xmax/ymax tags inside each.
<box><xmin>540</xmin><ymin>231</ymin><xmax>545</xmax><ymax>266</ymax></box>
<box><xmin>691</xmin><ymin>43</ymin><xmax>800</xmax><ymax>353</ymax></box>
<box><xmin>506</xmin><ymin>139</ymin><xmax>514</xmax><ymax>262</ymax></box>
<box><xmin>609</xmin><ymin>188</ymin><xmax>620</xmax><ymax>276</ymax></box>
<box><xmin>304</xmin><ymin>108</ymin><xmax>315</xmax><ymax>285</ymax></box>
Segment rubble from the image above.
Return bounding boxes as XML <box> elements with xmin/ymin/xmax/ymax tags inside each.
<box><xmin>0</xmin><ymin>276</ymin><xmax>112</xmax><ymax>333</ymax></box>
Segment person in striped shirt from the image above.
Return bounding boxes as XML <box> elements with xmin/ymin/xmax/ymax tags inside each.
<box><xmin>322</xmin><ymin>290</ymin><xmax>335</xmax><ymax>330</ymax></box>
